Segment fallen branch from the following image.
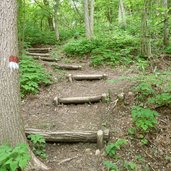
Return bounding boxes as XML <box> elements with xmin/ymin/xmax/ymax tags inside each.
<box><xmin>58</xmin><ymin>156</ymin><xmax>80</xmax><ymax>165</ymax></box>
<box><xmin>25</xmin><ymin>128</ymin><xmax>110</xmax><ymax>143</ymax></box>
<box><xmin>53</xmin><ymin>93</ymin><xmax>107</xmax><ymax>105</ymax></box>
<box><xmin>68</xmin><ymin>74</ymin><xmax>107</xmax><ymax>82</ymax></box>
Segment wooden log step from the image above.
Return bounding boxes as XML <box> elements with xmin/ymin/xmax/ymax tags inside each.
<box><xmin>25</xmin><ymin>128</ymin><xmax>110</xmax><ymax>143</ymax></box>
<box><xmin>44</xmin><ymin>62</ymin><xmax>82</xmax><ymax>70</ymax></box>
<box><xmin>31</xmin><ymin>56</ymin><xmax>59</xmax><ymax>62</ymax></box>
<box><xmin>53</xmin><ymin>93</ymin><xmax>107</xmax><ymax>106</ymax></box>
<box><xmin>68</xmin><ymin>74</ymin><xmax>107</xmax><ymax>82</ymax></box>
<box><xmin>26</xmin><ymin>52</ymin><xmax>50</xmax><ymax>57</ymax></box>
<box><xmin>27</xmin><ymin>47</ymin><xmax>52</xmax><ymax>53</ymax></box>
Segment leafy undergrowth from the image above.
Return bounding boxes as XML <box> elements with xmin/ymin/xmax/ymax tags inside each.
<box><xmin>0</xmin><ymin>144</ymin><xmax>30</xmax><ymax>171</ymax></box>
<box><xmin>63</xmin><ymin>33</ymin><xmax>139</xmax><ymax>66</ymax></box>
<box><xmin>20</xmin><ymin>55</ymin><xmax>52</xmax><ymax>97</ymax></box>
<box><xmin>104</xmin><ymin>71</ymin><xmax>171</xmax><ymax>171</ymax></box>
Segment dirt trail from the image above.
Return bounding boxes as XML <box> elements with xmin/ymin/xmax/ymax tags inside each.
<box><xmin>22</xmin><ymin>52</ymin><xmax>137</xmax><ymax>171</ymax></box>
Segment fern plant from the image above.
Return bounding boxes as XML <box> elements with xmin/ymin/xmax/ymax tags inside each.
<box><xmin>28</xmin><ymin>134</ymin><xmax>47</xmax><ymax>159</ymax></box>
<box><xmin>131</xmin><ymin>106</ymin><xmax>158</xmax><ymax>133</ymax></box>
<box><xmin>0</xmin><ymin>144</ymin><xmax>30</xmax><ymax>171</ymax></box>
<box><xmin>20</xmin><ymin>55</ymin><xmax>52</xmax><ymax>97</ymax></box>
<box><xmin>106</xmin><ymin>139</ymin><xmax>128</xmax><ymax>158</ymax></box>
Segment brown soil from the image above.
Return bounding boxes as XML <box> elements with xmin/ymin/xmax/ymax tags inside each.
<box><xmin>22</xmin><ymin>56</ymin><xmax>171</xmax><ymax>171</ymax></box>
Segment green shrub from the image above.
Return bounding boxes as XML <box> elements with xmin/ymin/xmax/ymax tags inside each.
<box><xmin>131</xmin><ymin>106</ymin><xmax>158</xmax><ymax>133</ymax></box>
<box><xmin>124</xmin><ymin>161</ymin><xmax>137</xmax><ymax>170</ymax></box>
<box><xmin>28</xmin><ymin>134</ymin><xmax>47</xmax><ymax>159</ymax></box>
<box><xmin>106</xmin><ymin>139</ymin><xmax>128</xmax><ymax>158</ymax></box>
<box><xmin>133</xmin><ymin>72</ymin><xmax>171</xmax><ymax>108</ymax></box>
<box><xmin>0</xmin><ymin>144</ymin><xmax>30</xmax><ymax>171</ymax></box>
<box><xmin>20</xmin><ymin>55</ymin><xmax>52</xmax><ymax>97</ymax></box>
<box><xmin>103</xmin><ymin>161</ymin><xmax>119</xmax><ymax>171</ymax></box>
<box><xmin>63</xmin><ymin>34</ymin><xmax>138</xmax><ymax>66</ymax></box>
<box><xmin>164</xmin><ymin>45</ymin><xmax>171</xmax><ymax>54</ymax></box>
<box><xmin>24</xmin><ymin>26</ymin><xmax>57</xmax><ymax>45</ymax></box>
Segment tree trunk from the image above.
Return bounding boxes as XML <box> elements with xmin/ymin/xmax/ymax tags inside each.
<box><xmin>54</xmin><ymin>0</ymin><xmax>60</xmax><ymax>40</ymax></box>
<box><xmin>140</xmin><ymin>0</ymin><xmax>152</xmax><ymax>58</ymax></box>
<box><xmin>84</xmin><ymin>0</ymin><xmax>94</xmax><ymax>39</ymax></box>
<box><xmin>163</xmin><ymin>0</ymin><xmax>169</xmax><ymax>47</ymax></box>
<box><xmin>0</xmin><ymin>1</ymin><xmax>48</xmax><ymax>170</ymax></box>
<box><xmin>90</xmin><ymin>0</ymin><xmax>94</xmax><ymax>36</ymax></box>
<box><xmin>43</xmin><ymin>0</ymin><xmax>54</xmax><ymax>31</ymax></box>
<box><xmin>118</xmin><ymin>0</ymin><xmax>127</xmax><ymax>29</ymax></box>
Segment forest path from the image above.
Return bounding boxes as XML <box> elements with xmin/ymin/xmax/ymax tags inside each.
<box><xmin>22</xmin><ymin>48</ymin><xmax>136</xmax><ymax>171</ymax></box>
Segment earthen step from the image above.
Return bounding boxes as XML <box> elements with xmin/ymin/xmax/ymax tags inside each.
<box><xmin>53</xmin><ymin>93</ymin><xmax>108</xmax><ymax>106</ymax></box>
<box><xmin>68</xmin><ymin>74</ymin><xmax>107</xmax><ymax>82</ymax></box>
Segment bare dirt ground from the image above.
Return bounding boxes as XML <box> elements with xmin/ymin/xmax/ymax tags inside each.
<box><xmin>22</xmin><ymin>55</ymin><xmax>171</xmax><ymax>171</ymax></box>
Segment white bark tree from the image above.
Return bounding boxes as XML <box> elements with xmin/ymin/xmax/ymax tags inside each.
<box><xmin>118</xmin><ymin>0</ymin><xmax>127</xmax><ymax>29</ymax></box>
<box><xmin>84</xmin><ymin>0</ymin><xmax>94</xmax><ymax>39</ymax></box>
<box><xmin>163</xmin><ymin>0</ymin><xmax>169</xmax><ymax>47</ymax></box>
<box><xmin>0</xmin><ymin>0</ymin><xmax>48</xmax><ymax>170</ymax></box>
<box><xmin>54</xmin><ymin>0</ymin><xmax>60</xmax><ymax>40</ymax></box>
<box><xmin>141</xmin><ymin>0</ymin><xmax>152</xmax><ymax>58</ymax></box>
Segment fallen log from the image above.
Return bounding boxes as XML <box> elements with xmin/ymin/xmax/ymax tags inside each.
<box><xmin>27</xmin><ymin>48</ymin><xmax>52</xmax><ymax>53</ymax></box>
<box><xmin>31</xmin><ymin>56</ymin><xmax>59</xmax><ymax>62</ymax></box>
<box><xmin>26</xmin><ymin>52</ymin><xmax>50</xmax><ymax>57</ymax></box>
<box><xmin>53</xmin><ymin>93</ymin><xmax>107</xmax><ymax>106</ymax></box>
<box><xmin>25</xmin><ymin>128</ymin><xmax>110</xmax><ymax>143</ymax></box>
<box><xmin>68</xmin><ymin>74</ymin><xmax>107</xmax><ymax>82</ymax></box>
<box><xmin>44</xmin><ymin>62</ymin><xmax>82</xmax><ymax>70</ymax></box>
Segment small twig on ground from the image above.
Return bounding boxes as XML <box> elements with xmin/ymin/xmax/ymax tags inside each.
<box><xmin>58</xmin><ymin>155</ymin><xmax>80</xmax><ymax>165</ymax></box>
<box><xmin>105</xmin><ymin>99</ymin><xmax>118</xmax><ymax>115</ymax></box>
<box><xmin>142</xmin><ymin>149</ymin><xmax>154</xmax><ymax>160</ymax></box>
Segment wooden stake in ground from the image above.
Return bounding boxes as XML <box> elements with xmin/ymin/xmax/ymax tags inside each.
<box><xmin>97</xmin><ymin>130</ymin><xmax>104</xmax><ymax>149</ymax></box>
<box><xmin>68</xmin><ymin>74</ymin><xmax>107</xmax><ymax>82</ymax></box>
<box><xmin>53</xmin><ymin>93</ymin><xmax>108</xmax><ymax>106</ymax></box>
<box><xmin>25</xmin><ymin>128</ymin><xmax>110</xmax><ymax>143</ymax></box>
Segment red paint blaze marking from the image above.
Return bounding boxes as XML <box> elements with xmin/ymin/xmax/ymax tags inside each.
<box><xmin>9</xmin><ymin>56</ymin><xmax>19</xmax><ymax>63</ymax></box>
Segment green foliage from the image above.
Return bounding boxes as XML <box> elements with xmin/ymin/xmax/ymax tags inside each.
<box><xmin>164</xmin><ymin>45</ymin><xmax>171</xmax><ymax>54</ymax></box>
<box><xmin>140</xmin><ymin>138</ymin><xmax>148</xmax><ymax>145</ymax></box>
<box><xmin>148</xmin><ymin>93</ymin><xmax>171</xmax><ymax>107</ymax></box>
<box><xmin>25</xmin><ymin>28</ymin><xmax>57</xmax><ymax>46</ymax></box>
<box><xmin>64</xmin><ymin>34</ymin><xmax>138</xmax><ymax>66</ymax></box>
<box><xmin>28</xmin><ymin>134</ymin><xmax>47</xmax><ymax>159</ymax></box>
<box><xmin>124</xmin><ymin>161</ymin><xmax>137</xmax><ymax>170</ymax></box>
<box><xmin>133</xmin><ymin>72</ymin><xmax>171</xmax><ymax>108</ymax></box>
<box><xmin>103</xmin><ymin>161</ymin><xmax>118</xmax><ymax>171</ymax></box>
<box><xmin>0</xmin><ymin>144</ymin><xmax>30</xmax><ymax>171</ymax></box>
<box><xmin>106</xmin><ymin>139</ymin><xmax>128</xmax><ymax>158</ymax></box>
<box><xmin>20</xmin><ymin>55</ymin><xmax>52</xmax><ymax>97</ymax></box>
<box><xmin>131</xmin><ymin>106</ymin><xmax>158</xmax><ymax>133</ymax></box>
